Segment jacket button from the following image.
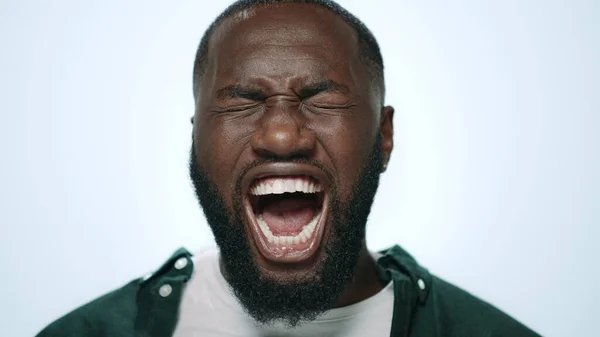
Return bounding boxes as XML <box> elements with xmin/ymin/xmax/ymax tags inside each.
<box><xmin>159</xmin><ymin>284</ymin><xmax>173</xmax><ymax>298</ymax></box>
<box><xmin>417</xmin><ymin>279</ymin><xmax>426</xmax><ymax>290</ymax></box>
<box><xmin>174</xmin><ymin>257</ymin><xmax>188</xmax><ymax>270</ymax></box>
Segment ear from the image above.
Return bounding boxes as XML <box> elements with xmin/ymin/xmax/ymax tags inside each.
<box><xmin>380</xmin><ymin>106</ymin><xmax>394</xmax><ymax>172</ymax></box>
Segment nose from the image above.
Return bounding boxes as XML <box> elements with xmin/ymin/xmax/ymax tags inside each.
<box><xmin>250</xmin><ymin>110</ymin><xmax>316</xmax><ymax>159</ymax></box>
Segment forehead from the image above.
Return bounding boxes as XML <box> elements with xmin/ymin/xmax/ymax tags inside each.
<box><xmin>205</xmin><ymin>4</ymin><xmax>362</xmax><ymax>86</ymax></box>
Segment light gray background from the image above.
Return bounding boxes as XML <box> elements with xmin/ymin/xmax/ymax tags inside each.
<box><xmin>1</xmin><ymin>1</ymin><xmax>598</xmax><ymax>336</ymax></box>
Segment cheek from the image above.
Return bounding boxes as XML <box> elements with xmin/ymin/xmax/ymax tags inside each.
<box><xmin>194</xmin><ymin>119</ymin><xmax>253</xmax><ymax>193</ymax></box>
<box><xmin>314</xmin><ymin>114</ymin><xmax>378</xmax><ymax>198</ymax></box>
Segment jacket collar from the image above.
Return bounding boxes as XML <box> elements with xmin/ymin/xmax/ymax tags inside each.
<box><xmin>377</xmin><ymin>245</ymin><xmax>432</xmax><ymax>305</ymax></box>
<box><xmin>376</xmin><ymin>245</ymin><xmax>433</xmax><ymax>337</ymax></box>
<box><xmin>136</xmin><ymin>245</ymin><xmax>431</xmax><ymax>337</ymax></box>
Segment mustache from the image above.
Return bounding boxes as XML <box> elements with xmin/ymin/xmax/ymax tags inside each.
<box><xmin>234</xmin><ymin>157</ymin><xmax>337</xmax><ymax>196</ymax></box>
<box><xmin>190</xmin><ymin>140</ymin><xmax>336</xmax><ymax>195</ymax></box>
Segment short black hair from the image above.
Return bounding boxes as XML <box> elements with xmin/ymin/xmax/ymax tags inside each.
<box><xmin>192</xmin><ymin>0</ymin><xmax>385</xmax><ymax>99</ymax></box>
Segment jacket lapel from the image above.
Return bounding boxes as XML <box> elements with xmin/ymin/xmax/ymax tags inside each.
<box><xmin>377</xmin><ymin>245</ymin><xmax>433</xmax><ymax>337</ymax></box>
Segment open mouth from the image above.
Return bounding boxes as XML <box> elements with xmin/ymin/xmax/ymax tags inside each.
<box><xmin>244</xmin><ymin>175</ymin><xmax>328</xmax><ymax>263</ymax></box>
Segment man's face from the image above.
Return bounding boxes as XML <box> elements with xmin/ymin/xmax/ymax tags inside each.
<box><xmin>190</xmin><ymin>3</ymin><xmax>394</xmax><ymax>326</ymax></box>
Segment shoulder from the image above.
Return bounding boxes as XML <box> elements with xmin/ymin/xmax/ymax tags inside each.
<box><xmin>36</xmin><ymin>279</ymin><xmax>141</xmax><ymax>337</ymax></box>
<box><xmin>36</xmin><ymin>247</ymin><xmax>197</xmax><ymax>337</ymax></box>
<box><xmin>427</xmin><ymin>276</ymin><xmax>539</xmax><ymax>336</ymax></box>
<box><xmin>377</xmin><ymin>245</ymin><xmax>539</xmax><ymax>336</ymax></box>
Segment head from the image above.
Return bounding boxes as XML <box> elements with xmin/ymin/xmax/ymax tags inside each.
<box><xmin>189</xmin><ymin>0</ymin><xmax>394</xmax><ymax>327</ymax></box>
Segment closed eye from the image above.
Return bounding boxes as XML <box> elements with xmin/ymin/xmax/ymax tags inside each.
<box><xmin>212</xmin><ymin>104</ymin><xmax>262</xmax><ymax>113</ymax></box>
<box><xmin>310</xmin><ymin>103</ymin><xmax>356</xmax><ymax>110</ymax></box>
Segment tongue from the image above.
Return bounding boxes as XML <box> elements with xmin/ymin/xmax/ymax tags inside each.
<box><xmin>262</xmin><ymin>198</ymin><xmax>316</xmax><ymax>234</ymax></box>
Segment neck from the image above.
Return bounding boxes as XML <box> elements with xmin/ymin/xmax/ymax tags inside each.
<box><xmin>333</xmin><ymin>241</ymin><xmax>388</xmax><ymax>308</ymax></box>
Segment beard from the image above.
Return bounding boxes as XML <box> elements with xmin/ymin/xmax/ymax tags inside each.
<box><xmin>189</xmin><ymin>135</ymin><xmax>383</xmax><ymax>327</ymax></box>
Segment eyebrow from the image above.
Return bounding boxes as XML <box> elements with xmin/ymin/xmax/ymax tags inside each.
<box><xmin>214</xmin><ymin>80</ymin><xmax>350</xmax><ymax>101</ymax></box>
<box><xmin>297</xmin><ymin>80</ymin><xmax>350</xmax><ymax>99</ymax></box>
<box><xmin>215</xmin><ymin>85</ymin><xmax>266</xmax><ymax>101</ymax></box>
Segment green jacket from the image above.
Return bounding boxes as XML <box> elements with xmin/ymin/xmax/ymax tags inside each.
<box><xmin>37</xmin><ymin>245</ymin><xmax>540</xmax><ymax>337</ymax></box>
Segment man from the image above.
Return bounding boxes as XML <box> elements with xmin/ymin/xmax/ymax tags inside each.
<box><xmin>37</xmin><ymin>1</ymin><xmax>539</xmax><ymax>336</ymax></box>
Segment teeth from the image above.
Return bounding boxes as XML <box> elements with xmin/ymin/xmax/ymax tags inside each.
<box><xmin>300</xmin><ymin>232</ymin><xmax>308</xmax><ymax>243</ymax></box>
<box><xmin>256</xmin><ymin>213</ymin><xmax>321</xmax><ymax>246</ymax></box>
<box><xmin>273</xmin><ymin>180</ymin><xmax>284</xmax><ymax>194</ymax></box>
<box><xmin>250</xmin><ymin>177</ymin><xmax>323</xmax><ymax>196</ymax></box>
<box><xmin>285</xmin><ymin>180</ymin><xmax>295</xmax><ymax>192</ymax></box>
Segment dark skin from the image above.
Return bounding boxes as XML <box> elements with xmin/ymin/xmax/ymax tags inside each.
<box><xmin>193</xmin><ymin>4</ymin><xmax>395</xmax><ymax>308</ymax></box>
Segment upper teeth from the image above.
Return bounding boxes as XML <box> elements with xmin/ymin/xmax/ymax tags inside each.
<box><xmin>250</xmin><ymin>177</ymin><xmax>323</xmax><ymax>195</ymax></box>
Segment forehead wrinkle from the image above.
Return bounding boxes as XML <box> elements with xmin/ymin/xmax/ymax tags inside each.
<box><xmin>227</xmin><ymin>42</ymin><xmax>353</xmax><ymax>80</ymax></box>
<box><xmin>232</xmin><ymin>59</ymin><xmax>344</xmax><ymax>88</ymax></box>
<box><xmin>241</xmin><ymin>55</ymin><xmax>328</xmax><ymax>61</ymax></box>
<box><xmin>232</xmin><ymin>25</ymin><xmax>352</xmax><ymax>54</ymax></box>
<box><xmin>219</xmin><ymin>42</ymin><xmax>350</xmax><ymax>86</ymax></box>
<box><xmin>233</xmin><ymin>41</ymin><xmax>341</xmax><ymax>59</ymax></box>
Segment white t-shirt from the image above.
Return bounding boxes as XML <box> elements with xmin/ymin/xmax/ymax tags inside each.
<box><xmin>172</xmin><ymin>249</ymin><xmax>394</xmax><ymax>337</ymax></box>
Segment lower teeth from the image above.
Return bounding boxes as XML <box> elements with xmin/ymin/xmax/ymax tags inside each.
<box><xmin>257</xmin><ymin>213</ymin><xmax>320</xmax><ymax>246</ymax></box>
